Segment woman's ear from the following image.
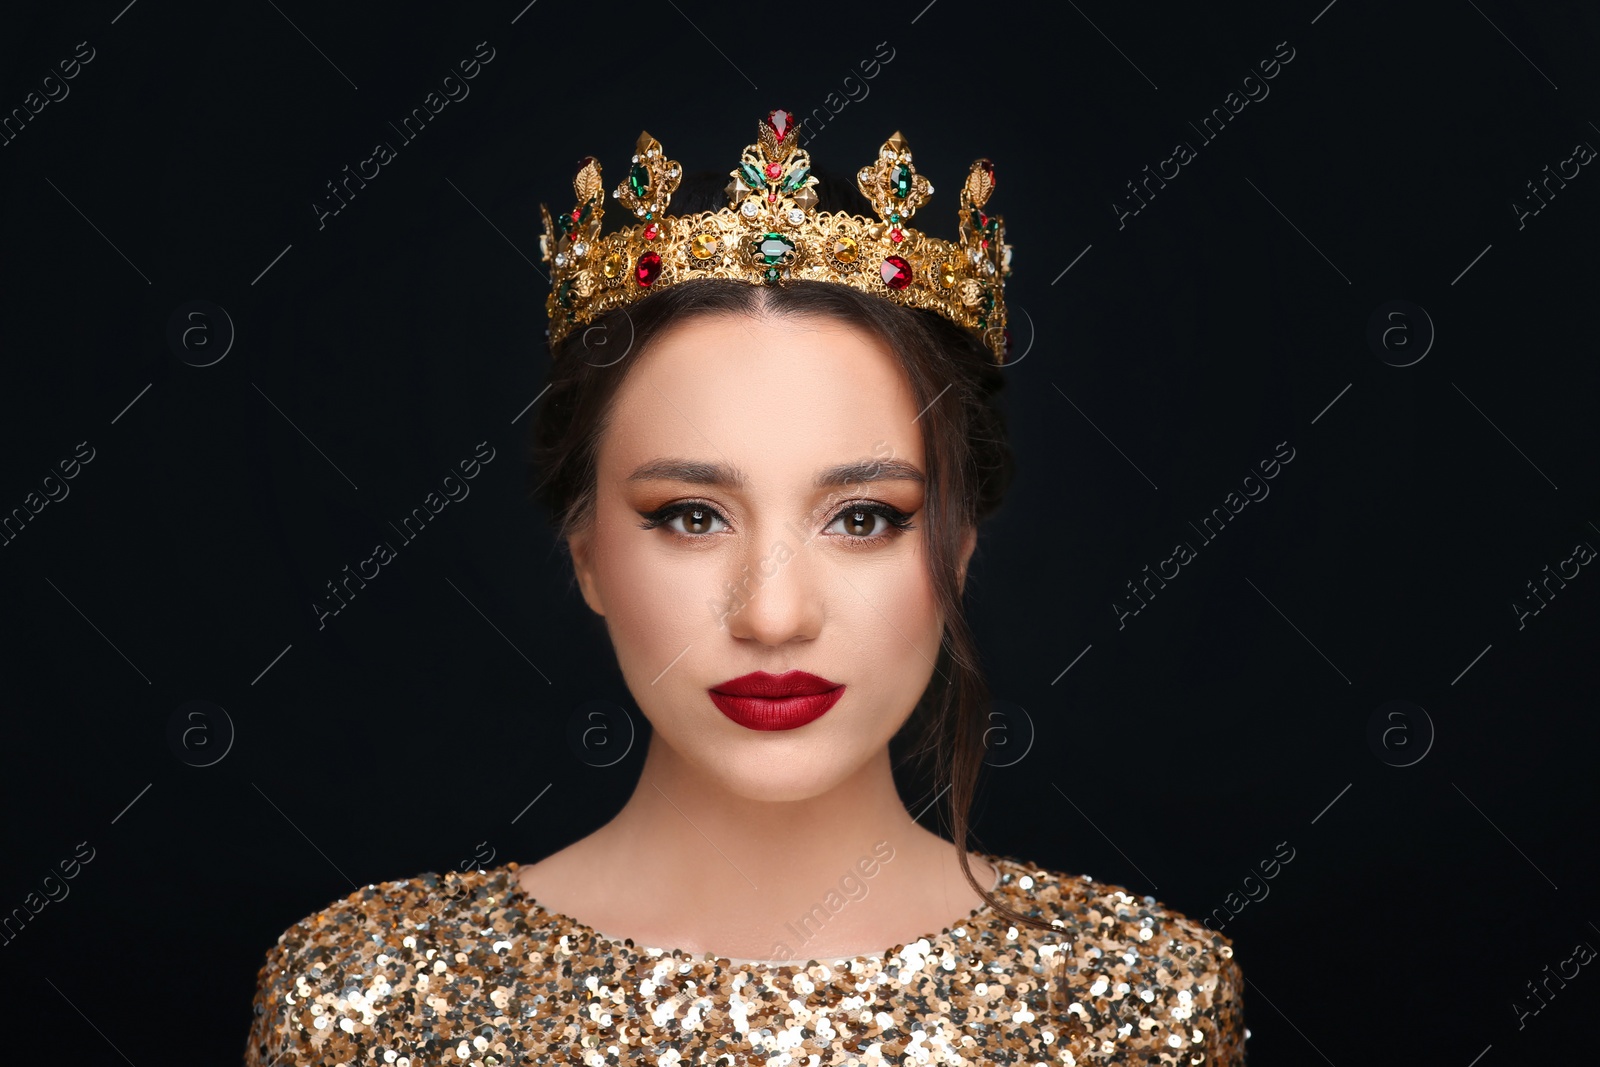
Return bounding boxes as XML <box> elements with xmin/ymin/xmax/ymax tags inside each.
<box><xmin>956</xmin><ymin>525</ymin><xmax>977</xmax><ymax>596</ymax></box>
<box><xmin>568</xmin><ymin>528</ymin><xmax>606</xmax><ymax>617</ymax></box>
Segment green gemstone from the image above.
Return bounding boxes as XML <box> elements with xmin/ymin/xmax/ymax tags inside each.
<box><xmin>889</xmin><ymin>212</ymin><xmax>900</xmax><ymax>224</ymax></box>
<box><xmin>741</xmin><ymin>162</ymin><xmax>767</xmax><ymax>189</ymax></box>
<box><xmin>757</xmin><ymin>232</ymin><xmax>795</xmax><ymax>265</ymax></box>
<box><xmin>889</xmin><ymin>163</ymin><xmax>911</xmax><ymax>198</ymax></box>
<box><xmin>781</xmin><ymin>165</ymin><xmax>810</xmax><ymax>193</ymax></box>
<box><xmin>629</xmin><ymin>162</ymin><xmax>650</xmax><ymax>198</ymax></box>
<box><xmin>556</xmin><ymin>280</ymin><xmax>574</xmax><ymax>308</ymax></box>
<box><xmin>764</xmin><ymin>267</ymin><xmax>780</xmax><ymax>282</ymax></box>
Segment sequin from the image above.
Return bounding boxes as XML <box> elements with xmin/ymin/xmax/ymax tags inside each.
<box><xmin>244</xmin><ymin>853</ymin><xmax>1246</xmax><ymax>1065</ymax></box>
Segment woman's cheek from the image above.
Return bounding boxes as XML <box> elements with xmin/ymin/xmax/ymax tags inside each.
<box><xmin>600</xmin><ymin>530</ymin><xmax>716</xmax><ymax>653</ymax></box>
<box><xmin>875</xmin><ymin>541</ymin><xmax>940</xmax><ymax>633</ymax></box>
<box><xmin>826</xmin><ymin>550</ymin><xmax>936</xmax><ymax>667</ymax></box>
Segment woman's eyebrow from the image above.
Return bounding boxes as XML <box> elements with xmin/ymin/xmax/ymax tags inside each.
<box><xmin>625</xmin><ymin>458</ymin><xmax>925</xmax><ymax>488</ymax></box>
<box><xmin>626</xmin><ymin>459</ymin><xmax>741</xmax><ymax>487</ymax></box>
<box><xmin>815</xmin><ymin>459</ymin><xmax>925</xmax><ymax>488</ymax></box>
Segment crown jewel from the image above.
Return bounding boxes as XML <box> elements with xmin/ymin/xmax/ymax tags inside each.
<box><xmin>539</xmin><ymin>109</ymin><xmax>1014</xmax><ymax>363</ymax></box>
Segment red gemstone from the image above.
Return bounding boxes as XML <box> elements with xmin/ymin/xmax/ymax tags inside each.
<box><xmin>767</xmin><ymin>191</ymin><xmax>777</xmax><ymax>202</ymax></box>
<box><xmin>765</xmin><ymin>109</ymin><xmax>793</xmax><ymax>142</ymax></box>
<box><xmin>765</xmin><ymin>162</ymin><xmax>782</xmax><ymax>179</ymax></box>
<box><xmin>643</xmin><ymin>222</ymin><xmax>659</xmax><ymax>240</ymax></box>
<box><xmin>636</xmin><ymin>250</ymin><xmax>662</xmax><ymax>287</ymax></box>
<box><xmin>570</xmin><ymin>207</ymin><xmax>582</xmax><ymax>226</ymax></box>
<box><xmin>890</xmin><ymin>228</ymin><xmax>904</xmax><ymax>243</ymax></box>
<box><xmin>881</xmin><ymin>255</ymin><xmax>912</xmax><ymax>290</ymax></box>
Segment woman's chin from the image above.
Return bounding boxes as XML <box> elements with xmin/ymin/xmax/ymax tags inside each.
<box><xmin>713</xmin><ymin>769</ymin><xmax>849</xmax><ymax>804</ymax></box>
<box><xmin>669</xmin><ymin>731</ymin><xmax>872</xmax><ymax>803</ymax></box>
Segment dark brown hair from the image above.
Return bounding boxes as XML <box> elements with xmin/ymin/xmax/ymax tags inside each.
<box><xmin>526</xmin><ymin>169</ymin><xmax>1059</xmax><ymax>940</ymax></box>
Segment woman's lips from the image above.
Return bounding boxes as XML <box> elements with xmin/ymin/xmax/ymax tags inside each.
<box><xmin>709</xmin><ymin>670</ymin><xmax>844</xmax><ymax>731</ymax></box>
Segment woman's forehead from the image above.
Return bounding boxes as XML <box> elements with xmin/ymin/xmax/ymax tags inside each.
<box><xmin>599</xmin><ymin>312</ymin><xmax>927</xmax><ymax>475</ymax></box>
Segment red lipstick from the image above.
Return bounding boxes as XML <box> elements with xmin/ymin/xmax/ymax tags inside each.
<box><xmin>709</xmin><ymin>670</ymin><xmax>844</xmax><ymax>731</ymax></box>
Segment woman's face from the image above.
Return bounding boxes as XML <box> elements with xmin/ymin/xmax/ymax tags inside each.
<box><xmin>568</xmin><ymin>309</ymin><xmax>975</xmax><ymax>803</ymax></box>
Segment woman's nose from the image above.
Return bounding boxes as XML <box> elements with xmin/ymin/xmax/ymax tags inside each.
<box><xmin>719</xmin><ymin>527</ymin><xmax>823</xmax><ymax>646</ymax></box>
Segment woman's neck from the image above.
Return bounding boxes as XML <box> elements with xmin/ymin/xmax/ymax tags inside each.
<box><xmin>552</xmin><ymin>738</ymin><xmax>993</xmax><ymax>961</ymax></box>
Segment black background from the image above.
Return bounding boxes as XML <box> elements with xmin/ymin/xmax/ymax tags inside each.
<box><xmin>2</xmin><ymin>0</ymin><xmax>1597</xmax><ymax>1062</ymax></box>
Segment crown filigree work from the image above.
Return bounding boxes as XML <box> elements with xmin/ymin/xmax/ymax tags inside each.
<box><xmin>539</xmin><ymin>109</ymin><xmax>1014</xmax><ymax>363</ymax></box>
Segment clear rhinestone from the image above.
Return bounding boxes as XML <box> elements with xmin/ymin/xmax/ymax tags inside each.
<box><xmin>968</xmin><ymin>247</ymin><xmax>982</xmax><ymax>265</ymax></box>
<box><xmin>554</xmin><ymin>252</ymin><xmax>566</xmax><ymax>267</ymax></box>
<box><xmin>631</xmin><ymin>154</ymin><xmax>639</xmax><ymax>162</ymax></box>
<box><xmin>787</xmin><ymin>208</ymin><xmax>804</xmax><ymax>224</ymax></box>
<box><xmin>740</xmin><ymin>201</ymin><xmax>758</xmax><ymax>217</ymax></box>
<box><xmin>646</xmin><ymin>148</ymin><xmax>657</xmax><ymax>157</ymax></box>
<box><xmin>669</xmin><ymin>166</ymin><xmax>680</xmax><ymax>177</ymax></box>
<box><xmin>573</xmin><ymin>242</ymin><xmax>587</xmax><ymax>256</ymax></box>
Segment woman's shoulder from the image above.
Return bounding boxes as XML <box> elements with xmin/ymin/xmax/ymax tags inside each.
<box><xmin>985</xmin><ymin>853</ymin><xmax>1248</xmax><ymax>1065</ymax></box>
<box><xmin>243</xmin><ymin>865</ymin><xmax>523</xmax><ymax>1067</ymax></box>
<box><xmin>991</xmin><ymin>852</ymin><xmax>1236</xmax><ymax>950</ymax></box>
<box><xmin>250</xmin><ymin>865</ymin><xmax>519</xmax><ymax>968</ymax></box>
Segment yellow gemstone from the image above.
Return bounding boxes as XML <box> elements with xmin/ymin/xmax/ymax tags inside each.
<box><xmin>691</xmin><ymin>232</ymin><xmax>720</xmax><ymax>259</ymax></box>
<box><xmin>602</xmin><ymin>251</ymin><xmax>624</xmax><ymax>279</ymax></box>
<box><xmin>939</xmin><ymin>261</ymin><xmax>958</xmax><ymax>288</ymax></box>
<box><xmin>832</xmin><ymin>236</ymin><xmax>858</xmax><ymax>264</ymax></box>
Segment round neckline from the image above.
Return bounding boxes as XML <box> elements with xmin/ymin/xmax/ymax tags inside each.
<box><xmin>503</xmin><ymin>851</ymin><xmax>1011</xmax><ymax>969</ymax></box>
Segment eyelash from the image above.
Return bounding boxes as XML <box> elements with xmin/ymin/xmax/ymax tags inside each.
<box><xmin>637</xmin><ymin>499</ymin><xmax>916</xmax><ymax>546</ymax></box>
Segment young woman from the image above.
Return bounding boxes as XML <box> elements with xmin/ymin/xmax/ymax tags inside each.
<box><xmin>245</xmin><ymin>110</ymin><xmax>1246</xmax><ymax>1066</ymax></box>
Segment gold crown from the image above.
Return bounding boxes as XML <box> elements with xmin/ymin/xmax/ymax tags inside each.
<box><xmin>539</xmin><ymin>108</ymin><xmax>1014</xmax><ymax>363</ymax></box>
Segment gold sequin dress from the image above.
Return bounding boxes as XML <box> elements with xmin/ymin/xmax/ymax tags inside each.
<box><xmin>244</xmin><ymin>852</ymin><xmax>1246</xmax><ymax>1065</ymax></box>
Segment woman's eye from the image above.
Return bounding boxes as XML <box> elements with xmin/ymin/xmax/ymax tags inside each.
<box><xmin>827</xmin><ymin>507</ymin><xmax>889</xmax><ymax>538</ymax></box>
<box><xmin>668</xmin><ymin>506</ymin><xmax>725</xmax><ymax>536</ymax></box>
